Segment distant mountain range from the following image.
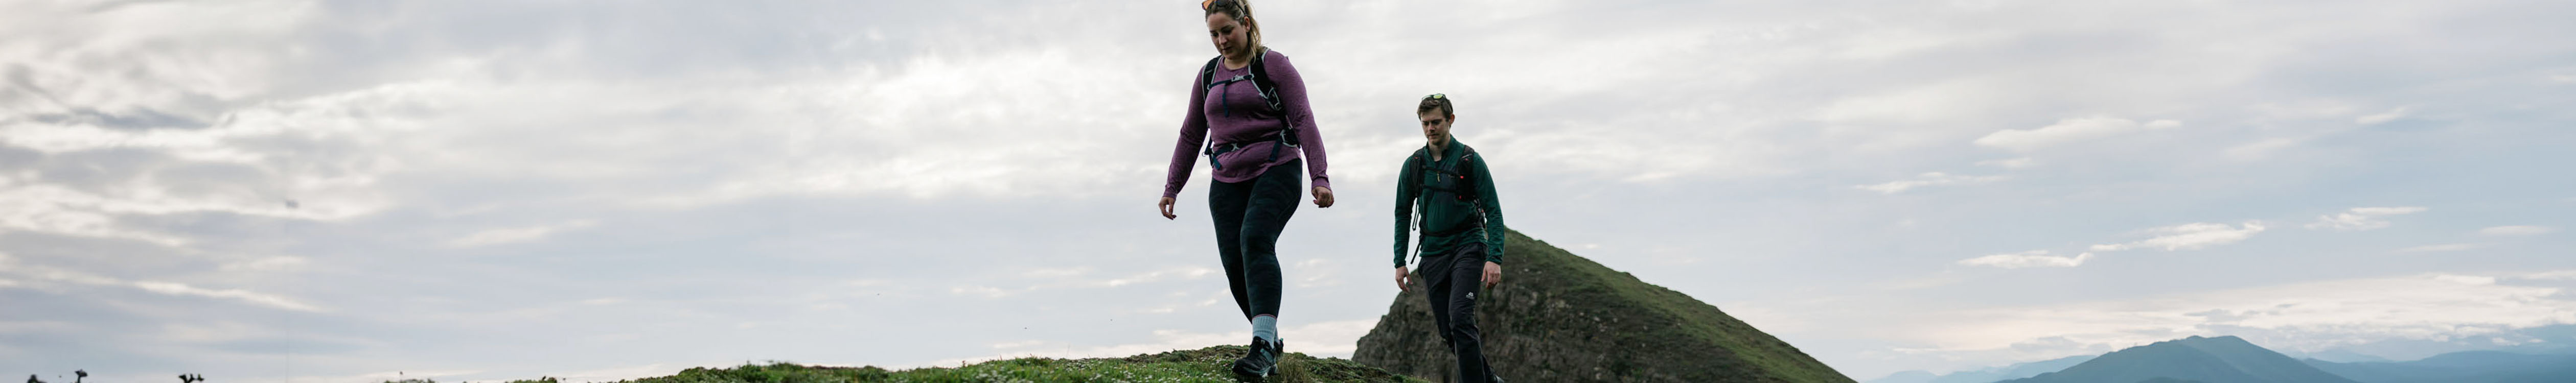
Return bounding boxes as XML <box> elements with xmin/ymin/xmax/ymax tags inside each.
<box><xmin>1883</xmin><ymin>334</ymin><xmax>2576</xmax><ymax>383</ymax></box>
<box><xmin>2303</xmin><ymin>349</ymin><xmax>2576</xmax><ymax>383</ymax></box>
<box><xmin>1868</xmin><ymin>355</ymin><xmax>2093</xmax><ymax>383</ymax></box>
<box><xmin>2294</xmin><ymin>324</ymin><xmax>2576</xmax><ymax>362</ymax></box>
<box><xmin>2290</xmin><ymin>350</ymin><xmax>2390</xmax><ymax>364</ymax></box>
<box><xmin>1998</xmin><ymin>336</ymin><xmax>2354</xmax><ymax>383</ymax></box>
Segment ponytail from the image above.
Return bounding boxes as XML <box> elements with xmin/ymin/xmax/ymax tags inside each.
<box><xmin>1203</xmin><ymin>0</ymin><xmax>1263</xmax><ymax>52</ymax></box>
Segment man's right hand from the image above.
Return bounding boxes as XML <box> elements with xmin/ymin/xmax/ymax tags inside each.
<box><xmin>1394</xmin><ymin>266</ymin><xmax>1412</xmax><ymax>292</ymax></box>
<box><xmin>1158</xmin><ymin>197</ymin><xmax>1177</xmax><ymax>220</ymax></box>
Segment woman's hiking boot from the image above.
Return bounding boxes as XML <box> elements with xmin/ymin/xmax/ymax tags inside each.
<box><xmin>1232</xmin><ymin>337</ymin><xmax>1282</xmax><ymax>379</ymax></box>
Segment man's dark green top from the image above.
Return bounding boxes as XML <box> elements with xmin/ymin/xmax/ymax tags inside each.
<box><xmin>1393</xmin><ymin>137</ymin><xmax>1505</xmax><ymax>267</ymax></box>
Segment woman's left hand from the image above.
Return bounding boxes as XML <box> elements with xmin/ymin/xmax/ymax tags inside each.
<box><xmin>1312</xmin><ymin>186</ymin><xmax>1335</xmax><ymax>208</ymax></box>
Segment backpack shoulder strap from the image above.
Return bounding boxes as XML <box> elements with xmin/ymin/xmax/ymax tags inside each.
<box><xmin>1429</xmin><ymin>146</ymin><xmax>1478</xmax><ymax>172</ymax></box>
<box><xmin>1407</xmin><ymin>148</ymin><xmax>1431</xmax><ymax>195</ymax></box>
<box><xmin>1247</xmin><ymin>49</ymin><xmax>1282</xmax><ymax>110</ymax></box>
<box><xmin>1459</xmin><ymin>146</ymin><xmax>1481</xmax><ymax>201</ymax></box>
<box><xmin>1197</xmin><ymin>56</ymin><xmax>1224</xmax><ymax>167</ymax></box>
<box><xmin>1198</xmin><ymin>56</ymin><xmax>1222</xmax><ymax>90</ymax></box>
<box><xmin>1247</xmin><ymin>49</ymin><xmax>1297</xmax><ymax>147</ymax></box>
<box><xmin>1418</xmin><ymin>146</ymin><xmax>1480</xmax><ymax>201</ymax></box>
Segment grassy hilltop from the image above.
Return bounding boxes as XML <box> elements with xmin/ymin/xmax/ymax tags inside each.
<box><xmin>403</xmin><ymin>230</ymin><xmax>1848</xmax><ymax>383</ymax></box>
<box><xmin>1356</xmin><ymin>230</ymin><xmax>1853</xmax><ymax>382</ymax></box>
<box><xmin>415</xmin><ymin>345</ymin><xmax>1421</xmax><ymax>383</ymax></box>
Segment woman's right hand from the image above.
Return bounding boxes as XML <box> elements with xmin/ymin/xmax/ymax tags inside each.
<box><xmin>1159</xmin><ymin>197</ymin><xmax>1178</xmax><ymax>220</ymax></box>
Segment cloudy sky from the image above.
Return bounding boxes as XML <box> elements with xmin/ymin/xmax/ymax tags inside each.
<box><xmin>4</xmin><ymin>0</ymin><xmax>2574</xmax><ymax>381</ymax></box>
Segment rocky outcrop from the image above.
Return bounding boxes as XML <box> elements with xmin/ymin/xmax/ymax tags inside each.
<box><xmin>1353</xmin><ymin>230</ymin><xmax>1853</xmax><ymax>382</ymax></box>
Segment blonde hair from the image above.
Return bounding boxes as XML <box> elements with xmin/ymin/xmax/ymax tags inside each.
<box><xmin>1204</xmin><ymin>0</ymin><xmax>1262</xmax><ymax>52</ymax></box>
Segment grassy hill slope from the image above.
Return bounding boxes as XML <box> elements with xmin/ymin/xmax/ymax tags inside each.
<box><xmin>1355</xmin><ymin>229</ymin><xmax>1853</xmax><ymax>382</ymax></box>
<box><xmin>420</xmin><ymin>345</ymin><xmax>1422</xmax><ymax>383</ymax></box>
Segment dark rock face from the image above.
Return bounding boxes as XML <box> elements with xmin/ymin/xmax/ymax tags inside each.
<box><xmin>1354</xmin><ymin>230</ymin><xmax>1854</xmax><ymax>383</ymax></box>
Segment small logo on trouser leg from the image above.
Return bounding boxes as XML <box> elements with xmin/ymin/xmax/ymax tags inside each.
<box><xmin>1465</xmin><ymin>292</ymin><xmax>1474</xmax><ymax>300</ymax></box>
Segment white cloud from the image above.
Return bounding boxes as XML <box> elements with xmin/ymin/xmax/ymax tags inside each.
<box><xmin>1975</xmin><ymin>157</ymin><xmax>2036</xmax><ymax>169</ymax></box>
<box><xmin>0</xmin><ymin>75</ymin><xmax>424</xmax><ymax>249</ymax></box>
<box><xmin>1958</xmin><ymin>251</ymin><xmax>2094</xmax><ymax>269</ymax></box>
<box><xmin>2090</xmin><ymin>221</ymin><xmax>2267</xmax><ymax>252</ymax></box>
<box><xmin>1021</xmin><ymin>267</ymin><xmax>1092</xmax><ymax>278</ymax></box>
<box><xmin>0</xmin><ymin>182</ymin><xmax>206</xmax><ymax>246</ymax></box>
<box><xmin>945</xmin><ymin>266</ymin><xmax>1221</xmax><ymax>302</ymax></box>
<box><xmin>1094</xmin><ymin>267</ymin><xmax>1218</xmax><ymax>287</ymax></box>
<box><xmin>1888</xmin><ymin>271</ymin><xmax>2576</xmax><ymax>361</ymax></box>
<box><xmin>2</xmin><ymin>262</ymin><xmax>324</xmax><ymax>312</ymax></box>
<box><xmin>1973</xmin><ymin>117</ymin><xmax>2179</xmax><ymax>152</ymax></box>
<box><xmin>447</xmin><ymin>220</ymin><xmax>599</xmax><ymax>247</ymax></box>
<box><xmin>948</xmin><ymin>285</ymin><xmax>1015</xmax><ymax>299</ymax></box>
<box><xmin>2480</xmin><ymin>225</ymin><xmax>2555</xmax><ymax>236</ymax></box>
<box><xmin>2355</xmin><ymin>107</ymin><xmax>2410</xmax><ymax>125</ymax></box>
<box><xmin>1856</xmin><ymin>172</ymin><xmax>2006</xmax><ymax>194</ymax></box>
<box><xmin>2224</xmin><ymin>137</ymin><xmax>2305</xmax><ymax>161</ymax></box>
<box><xmin>2305</xmin><ymin>206</ymin><xmax>2427</xmax><ymax>231</ymax></box>
<box><xmin>133</xmin><ymin>281</ymin><xmax>326</xmax><ymax>312</ymax></box>
<box><xmin>219</xmin><ymin>256</ymin><xmax>309</xmax><ymax>272</ymax></box>
<box><xmin>2398</xmin><ymin>243</ymin><xmax>2483</xmax><ymax>253</ymax></box>
<box><xmin>2350</xmin><ymin>206</ymin><xmax>2431</xmax><ymax>215</ymax></box>
<box><xmin>1876</xmin><ymin>272</ymin><xmax>1970</xmax><ymax>291</ymax></box>
<box><xmin>1292</xmin><ymin>258</ymin><xmax>1345</xmax><ymax>289</ymax></box>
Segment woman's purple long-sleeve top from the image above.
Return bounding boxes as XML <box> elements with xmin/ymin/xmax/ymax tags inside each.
<box><xmin>1164</xmin><ymin>49</ymin><xmax>1330</xmax><ymax>198</ymax></box>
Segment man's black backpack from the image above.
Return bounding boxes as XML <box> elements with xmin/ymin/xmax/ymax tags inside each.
<box><xmin>1414</xmin><ymin>145</ymin><xmax>1486</xmax><ymax>237</ymax></box>
<box><xmin>1415</xmin><ymin>146</ymin><xmax>1482</xmax><ymax>203</ymax></box>
<box><xmin>1195</xmin><ymin>50</ymin><xmax>1299</xmax><ymax>170</ymax></box>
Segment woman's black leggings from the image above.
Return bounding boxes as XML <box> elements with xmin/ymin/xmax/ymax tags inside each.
<box><xmin>1208</xmin><ymin>159</ymin><xmax>1301</xmax><ymax>321</ymax></box>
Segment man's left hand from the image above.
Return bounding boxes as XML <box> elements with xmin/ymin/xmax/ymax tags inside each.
<box><xmin>1481</xmin><ymin>261</ymin><xmax>1502</xmax><ymax>289</ymax></box>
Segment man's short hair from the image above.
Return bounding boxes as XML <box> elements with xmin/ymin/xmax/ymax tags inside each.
<box><xmin>1417</xmin><ymin>94</ymin><xmax>1454</xmax><ymax>117</ymax></box>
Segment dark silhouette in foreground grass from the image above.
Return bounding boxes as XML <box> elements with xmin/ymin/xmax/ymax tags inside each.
<box><xmin>26</xmin><ymin>370</ymin><xmax>100</xmax><ymax>383</ymax></box>
<box><xmin>385</xmin><ymin>345</ymin><xmax>1424</xmax><ymax>383</ymax></box>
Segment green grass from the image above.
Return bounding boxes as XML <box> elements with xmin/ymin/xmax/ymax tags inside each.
<box><xmin>420</xmin><ymin>345</ymin><xmax>1425</xmax><ymax>383</ymax></box>
<box><xmin>1501</xmin><ymin>230</ymin><xmax>1855</xmax><ymax>382</ymax></box>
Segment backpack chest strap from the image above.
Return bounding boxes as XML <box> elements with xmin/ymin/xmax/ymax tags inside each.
<box><xmin>1206</xmin><ymin>74</ymin><xmax>1256</xmax><ymax>89</ymax></box>
<box><xmin>1418</xmin><ymin>154</ymin><xmax>1479</xmax><ymax>201</ymax></box>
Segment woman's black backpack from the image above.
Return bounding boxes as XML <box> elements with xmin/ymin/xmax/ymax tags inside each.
<box><xmin>1196</xmin><ymin>51</ymin><xmax>1300</xmax><ymax>169</ymax></box>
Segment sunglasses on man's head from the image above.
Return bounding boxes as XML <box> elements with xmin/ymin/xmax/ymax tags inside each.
<box><xmin>1423</xmin><ymin>93</ymin><xmax>1445</xmax><ymax>101</ymax></box>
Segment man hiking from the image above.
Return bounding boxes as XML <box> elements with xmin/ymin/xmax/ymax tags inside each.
<box><xmin>1391</xmin><ymin>93</ymin><xmax>1505</xmax><ymax>383</ymax></box>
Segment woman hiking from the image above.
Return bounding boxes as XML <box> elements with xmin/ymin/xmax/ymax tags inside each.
<box><xmin>1156</xmin><ymin>0</ymin><xmax>1333</xmax><ymax>379</ymax></box>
